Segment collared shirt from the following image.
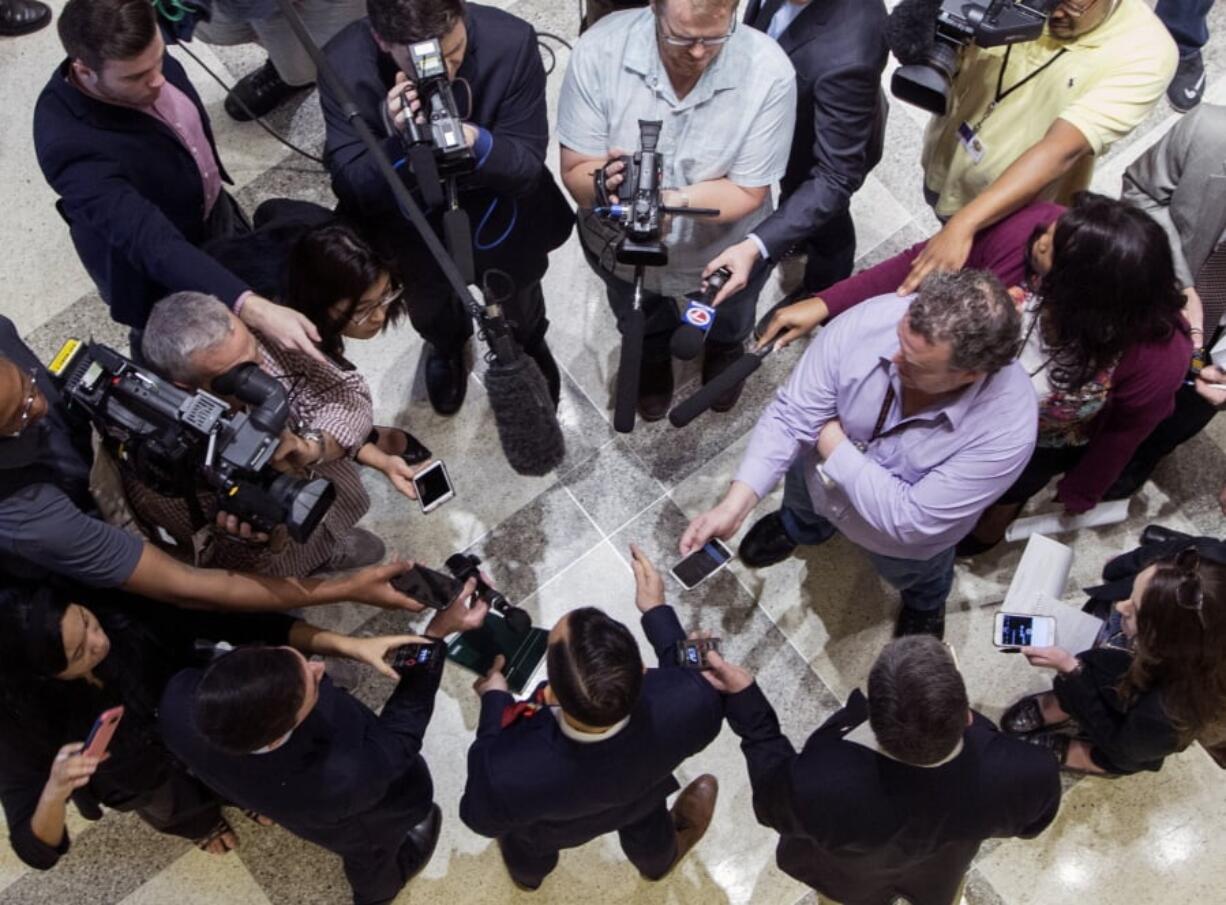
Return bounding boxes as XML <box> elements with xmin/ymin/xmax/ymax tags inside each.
<box><xmin>921</xmin><ymin>0</ymin><xmax>1176</xmax><ymax>219</ymax></box>
<box><xmin>144</xmin><ymin>81</ymin><xmax>223</xmax><ymax>217</ymax></box>
<box><xmin>843</xmin><ymin>720</ymin><xmax>965</xmax><ymax>768</ymax></box>
<box><xmin>558</xmin><ymin>8</ymin><xmax>796</xmax><ymax>298</ymax></box>
<box><xmin>767</xmin><ymin>0</ymin><xmax>809</xmax><ymax>40</ymax></box>
<box><xmin>551</xmin><ymin>708</ymin><xmax>631</xmax><ymax>744</ymax></box>
<box><xmin>734</xmin><ymin>294</ymin><xmax>1038</xmax><ymax>561</ymax></box>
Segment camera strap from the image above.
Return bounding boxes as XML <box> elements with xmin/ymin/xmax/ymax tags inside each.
<box><xmin>972</xmin><ymin>45</ymin><xmax>1068</xmax><ymax>134</ymax></box>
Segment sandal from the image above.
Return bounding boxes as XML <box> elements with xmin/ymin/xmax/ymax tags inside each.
<box><xmin>241</xmin><ymin>808</ymin><xmax>275</xmax><ymax>827</ymax></box>
<box><xmin>1001</xmin><ymin>693</ymin><xmax>1071</xmax><ymax>735</ymax></box>
<box><xmin>195</xmin><ymin>815</ymin><xmax>235</xmax><ymax>852</ymax></box>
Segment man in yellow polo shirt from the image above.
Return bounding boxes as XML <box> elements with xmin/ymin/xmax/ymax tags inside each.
<box><xmin>898</xmin><ymin>0</ymin><xmax>1176</xmax><ymax>294</ymax></box>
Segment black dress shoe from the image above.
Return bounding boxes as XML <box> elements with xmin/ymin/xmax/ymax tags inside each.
<box><xmin>1139</xmin><ymin>524</ymin><xmax>1193</xmax><ymax>547</ymax></box>
<box><xmin>955</xmin><ymin>533</ymin><xmax>999</xmax><ymax>558</ymax></box>
<box><xmin>0</xmin><ymin>0</ymin><xmax>50</xmax><ymax>36</ymax></box>
<box><xmin>637</xmin><ymin>357</ymin><xmax>674</xmax><ymax>422</ymax></box>
<box><xmin>397</xmin><ymin>804</ymin><xmax>442</xmax><ymax>885</ymax></box>
<box><xmin>894</xmin><ymin>606</ymin><xmax>945</xmax><ymax>640</ymax></box>
<box><xmin>702</xmin><ymin>340</ymin><xmax>747</xmax><ymax>413</ymax></box>
<box><xmin>425</xmin><ymin>345</ymin><xmax>468</xmax><ymax>415</ymax></box>
<box><xmin>224</xmin><ymin>59</ymin><xmax>306</xmax><ymax>122</ymax></box>
<box><xmin>738</xmin><ymin>511</ymin><xmax>798</xmax><ymax>568</ymax></box>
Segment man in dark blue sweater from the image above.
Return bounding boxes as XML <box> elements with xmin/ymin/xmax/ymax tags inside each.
<box><xmin>459</xmin><ymin>547</ymin><xmax>723</xmax><ymax>890</ymax></box>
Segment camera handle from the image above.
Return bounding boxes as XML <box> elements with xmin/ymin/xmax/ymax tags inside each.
<box><xmin>613</xmin><ymin>265</ymin><xmax>647</xmax><ymax>434</ymax></box>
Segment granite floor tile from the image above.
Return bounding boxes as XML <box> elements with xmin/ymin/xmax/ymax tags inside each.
<box><xmin>117</xmin><ymin>845</ymin><xmax>274</xmax><ymax>905</ymax></box>
<box><xmin>222</xmin><ymin>815</ymin><xmax>352</xmax><ymax>905</ymax></box>
<box><xmin>559</xmin><ymin>437</ymin><xmax>667</xmax><ymax>535</ymax></box>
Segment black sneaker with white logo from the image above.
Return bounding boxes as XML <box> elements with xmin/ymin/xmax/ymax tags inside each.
<box><xmin>1168</xmin><ymin>52</ymin><xmax>1206</xmax><ymax>114</ymax></box>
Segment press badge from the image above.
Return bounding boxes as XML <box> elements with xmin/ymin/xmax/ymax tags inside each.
<box><xmin>958</xmin><ymin>122</ymin><xmax>987</xmax><ymax>165</ymax></box>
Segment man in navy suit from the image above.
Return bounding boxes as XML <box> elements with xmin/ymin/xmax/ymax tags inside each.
<box><xmin>706</xmin><ymin>636</ymin><xmax>1062</xmax><ymax>905</ymax></box>
<box><xmin>320</xmin><ymin>0</ymin><xmax>573</xmax><ymax>415</ymax></box>
<box><xmin>160</xmin><ymin>578</ymin><xmax>486</xmax><ymax>905</ymax></box>
<box><xmin>706</xmin><ymin>0</ymin><xmax>889</xmax><ymax>304</ymax></box>
<box><xmin>33</xmin><ymin>0</ymin><xmax>321</xmax><ymax>360</ymax></box>
<box><xmin>459</xmin><ymin>546</ymin><xmax>722</xmax><ymax>891</ymax></box>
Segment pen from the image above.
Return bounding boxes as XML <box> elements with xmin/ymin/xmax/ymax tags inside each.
<box><xmin>1183</xmin><ymin>379</ymin><xmax>1226</xmax><ymax>388</ymax></box>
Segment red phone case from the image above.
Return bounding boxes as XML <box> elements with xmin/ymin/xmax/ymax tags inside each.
<box><xmin>82</xmin><ymin>706</ymin><xmax>124</xmax><ymax>758</ymax></box>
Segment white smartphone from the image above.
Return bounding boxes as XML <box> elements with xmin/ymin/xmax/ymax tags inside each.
<box><xmin>993</xmin><ymin>612</ymin><xmax>1056</xmax><ymax>650</ymax></box>
<box><xmin>670</xmin><ymin>539</ymin><xmax>733</xmax><ymax>591</ymax></box>
<box><xmin>413</xmin><ymin>460</ymin><xmax>455</xmax><ymax>514</ymax></box>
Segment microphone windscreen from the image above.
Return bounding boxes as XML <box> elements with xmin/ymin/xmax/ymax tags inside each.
<box><xmin>670</xmin><ymin>324</ymin><xmax>707</xmax><ymax>361</ymax></box>
<box><xmin>614</xmin><ymin>307</ymin><xmax>645</xmax><ymax>434</ymax></box>
<box><xmin>885</xmin><ymin>0</ymin><xmax>942</xmax><ymax>64</ymax></box>
<box><xmin>668</xmin><ymin>352</ymin><xmax>764</xmax><ymax>428</ymax></box>
<box><xmin>485</xmin><ymin>356</ymin><xmax>566</xmax><ymax>476</ymax></box>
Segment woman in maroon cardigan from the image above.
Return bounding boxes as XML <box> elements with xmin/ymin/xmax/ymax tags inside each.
<box><xmin>756</xmin><ymin>193</ymin><xmax>1191</xmax><ymax>552</ymax></box>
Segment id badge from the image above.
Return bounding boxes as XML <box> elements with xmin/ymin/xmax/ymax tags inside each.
<box><xmin>958</xmin><ymin>122</ymin><xmax>987</xmax><ymax>165</ymax></box>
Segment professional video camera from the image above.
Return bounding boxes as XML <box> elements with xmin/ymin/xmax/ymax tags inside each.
<box><xmin>887</xmin><ymin>0</ymin><xmax>1059</xmax><ymax>115</ymax></box>
<box><xmin>592</xmin><ymin>119</ymin><xmax>719</xmax><ymax>267</ymax></box>
<box><xmin>47</xmin><ymin>340</ymin><xmax>335</xmax><ymax>542</ymax></box>
<box><xmin>397</xmin><ymin>38</ymin><xmax>473</xmax><ymax>178</ymax></box>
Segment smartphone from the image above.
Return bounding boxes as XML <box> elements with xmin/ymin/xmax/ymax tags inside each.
<box><xmin>390</xmin><ymin>563</ymin><xmax>464</xmax><ymax>610</ymax></box>
<box><xmin>993</xmin><ymin>613</ymin><xmax>1056</xmax><ymax>650</ymax></box>
<box><xmin>385</xmin><ymin>641</ymin><xmax>445</xmax><ymax>678</ymax></box>
<box><xmin>81</xmin><ymin>706</ymin><xmax>124</xmax><ymax>759</ymax></box>
<box><xmin>670</xmin><ymin>539</ymin><xmax>733</xmax><ymax>591</ymax></box>
<box><xmin>413</xmin><ymin>460</ymin><xmax>455</xmax><ymax>514</ymax></box>
<box><xmin>675</xmin><ymin>638</ymin><xmax>721</xmax><ymax>670</ymax></box>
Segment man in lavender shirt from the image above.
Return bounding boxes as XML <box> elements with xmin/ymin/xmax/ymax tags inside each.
<box><xmin>681</xmin><ymin>271</ymin><xmax>1037</xmax><ymax>638</ymax></box>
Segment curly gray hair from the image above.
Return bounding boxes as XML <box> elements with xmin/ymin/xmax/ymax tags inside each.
<box><xmin>906</xmin><ymin>270</ymin><xmax>1020</xmax><ymax>374</ymax></box>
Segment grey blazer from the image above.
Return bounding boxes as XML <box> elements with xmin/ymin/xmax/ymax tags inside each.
<box><xmin>1122</xmin><ymin>104</ymin><xmax>1226</xmax><ymax>289</ymax></box>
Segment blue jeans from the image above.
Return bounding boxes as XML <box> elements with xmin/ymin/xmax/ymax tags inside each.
<box><xmin>779</xmin><ymin>460</ymin><xmax>956</xmax><ymax>613</ymax></box>
<box><xmin>1155</xmin><ymin>0</ymin><xmax>1214</xmax><ymax>57</ymax></box>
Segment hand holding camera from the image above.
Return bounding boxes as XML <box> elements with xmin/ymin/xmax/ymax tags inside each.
<box><xmin>424</xmin><ymin>576</ymin><xmax>485</xmax><ymax>640</ymax></box>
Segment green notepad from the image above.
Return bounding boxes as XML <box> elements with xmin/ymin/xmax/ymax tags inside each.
<box><xmin>446</xmin><ymin>612</ymin><xmax>548</xmax><ymax>695</ymax></box>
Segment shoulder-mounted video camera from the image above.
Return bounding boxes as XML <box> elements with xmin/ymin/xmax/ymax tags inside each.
<box><xmin>592</xmin><ymin>119</ymin><xmax>719</xmax><ymax>267</ymax></box>
<box><xmin>887</xmin><ymin>0</ymin><xmax>1059</xmax><ymax>115</ymax></box>
<box><xmin>47</xmin><ymin>340</ymin><xmax>335</xmax><ymax>542</ymax></box>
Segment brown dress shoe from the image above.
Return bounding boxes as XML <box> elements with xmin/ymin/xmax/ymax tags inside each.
<box><xmin>657</xmin><ymin>773</ymin><xmax>718</xmax><ymax>878</ymax></box>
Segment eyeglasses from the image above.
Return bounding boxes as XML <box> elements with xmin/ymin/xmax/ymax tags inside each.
<box><xmin>1053</xmin><ymin>0</ymin><xmax>1100</xmax><ymax>20</ymax></box>
<box><xmin>656</xmin><ymin>13</ymin><xmax>737</xmax><ymax>48</ymax></box>
<box><xmin>1173</xmin><ymin>547</ymin><xmax>1207</xmax><ymax>630</ymax></box>
<box><xmin>350</xmin><ymin>283</ymin><xmax>404</xmax><ymax>327</ymax></box>
<box><xmin>2</xmin><ymin>367</ymin><xmax>38</xmax><ymax>438</ymax></box>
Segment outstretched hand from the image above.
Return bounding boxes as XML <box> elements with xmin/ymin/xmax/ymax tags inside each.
<box><xmin>897</xmin><ymin>221</ymin><xmax>974</xmax><ymax>295</ymax></box>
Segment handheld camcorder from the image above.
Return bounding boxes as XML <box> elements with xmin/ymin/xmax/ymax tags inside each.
<box><xmin>48</xmin><ymin>340</ymin><xmax>335</xmax><ymax>542</ymax></box>
<box><xmin>888</xmin><ymin>0</ymin><xmax>1059</xmax><ymax>115</ymax></box>
<box><xmin>593</xmin><ymin>119</ymin><xmax>719</xmax><ymax>267</ymax></box>
<box><xmin>444</xmin><ymin>552</ymin><xmax>532</xmax><ymax>636</ymax></box>
<box><xmin>398</xmin><ymin>38</ymin><xmax>473</xmax><ymax>178</ymax></box>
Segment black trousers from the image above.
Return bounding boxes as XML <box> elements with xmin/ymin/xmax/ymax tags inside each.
<box><xmin>997</xmin><ymin>445</ymin><xmax>1088</xmax><ymax>507</ymax></box>
<box><xmin>1105</xmin><ymin>381</ymin><xmax>1220</xmax><ymax>499</ymax></box>
<box><xmin>498</xmin><ymin>800</ymin><xmax>678</xmax><ymax>888</ymax></box>
<box><xmin>795</xmin><ymin>207</ymin><xmax>857</xmax><ymax>296</ymax></box>
<box><xmin>405</xmin><ymin>276</ymin><xmax>549</xmax><ymax>358</ymax></box>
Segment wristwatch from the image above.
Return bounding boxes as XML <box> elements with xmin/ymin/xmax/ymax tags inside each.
<box><xmin>297</xmin><ymin>428</ymin><xmax>326</xmax><ymax>466</ymax></box>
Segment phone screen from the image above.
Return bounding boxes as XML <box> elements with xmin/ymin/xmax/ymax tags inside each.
<box><xmin>400</xmin><ymin>564</ymin><xmax>463</xmax><ymax>609</ymax></box>
<box><xmin>999</xmin><ymin>614</ymin><xmax>1036</xmax><ymax>647</ymax></box>
<box><xmin>414</xmin><ymin>462</ymin><xmax>453</xmax><ymax>510</ymax></box>
<box><xmin>672</xmin><ymin>541</ymin><xmax>732</xmax><ymax>589</ymax></box>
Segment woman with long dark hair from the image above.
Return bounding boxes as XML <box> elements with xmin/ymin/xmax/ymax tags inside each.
<box><xmin>0</xmin><ymin>583</ymin><xmax>425</xmax><ymax>869</ymax></box>
<box><xmin>1002</xmin><ymin>548</ymin><xmax>1226</xmax><ymax>775</ymax></box>
<box><xmin>956</xmin><ymin>193</ymin><xmax>1191</xmax><ymax>551</ymax></box>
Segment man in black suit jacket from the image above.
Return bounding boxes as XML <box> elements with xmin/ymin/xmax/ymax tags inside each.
<box><xmin>33</xmin><ymin>0</ymin><xmax>320</xmax><ymax>360</ymax></box>
<box><xmin>706</xmin><ymin>0</ymin><xmax>888</xmax><ymax>304</ymax></box>
<box><xmin>707</xmin><ymin>636</ymin><xmax>1061</xmax><ymax>905</ymax></box>
<box><xmin>320</xmin><ymin>0</ymin><xmax>573</xmax><ymax>415</ymax></box>
<box><xmin>459</xmin><ymin>547</ymin><xmax>722</xmax><ymax>890</ymax></box>
<box><xmin>160</xmin><ymin>581</ymin><xmax>486</xmax><ymax>905</ymax></box>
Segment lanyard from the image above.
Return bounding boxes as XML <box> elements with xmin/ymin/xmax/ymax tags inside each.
<box><xmin>972</xmin><ymin>45</ymin><xmax>1069</xmax><ymax>133</ymax></box>
<box><xmin>870</xmin><ymin>383</ymin><xmax>897</xmax><ymax>444</ymax></box>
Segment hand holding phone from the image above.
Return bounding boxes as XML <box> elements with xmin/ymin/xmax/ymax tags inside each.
<box><xmin>412</xmin><ymin>460</ymin><xmax>455</xmax><ymax>513</ymax></box>
<box><xmin>993</xmin><ymin>613</ymin><xmax>1055</xmax><ymax>651</ymax></box>
<box><xmin>675</xmin><ymin>637</ymin><xmax>722</xmax><ymax>670</ymax></box>
<box><xmin>670</xmin><ymin>540</ymin><xmax>733</xmax><ymax>591</ymax></box>
<box><xmin>390</xmin><ymin>563</ymin><xmax>465</xmax><ymax>609</ymax></box>
<box><xmin>385</xmin><ymin>640</ymin><xmax>446</xmax><ymax>678</ymax></box>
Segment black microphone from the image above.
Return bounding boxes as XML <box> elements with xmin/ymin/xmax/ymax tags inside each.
<box><xmin>885</xmin><ymin>0</ymin><xmax>942</xmax><ymax>64</ymax></box>
<box><xmin>668</xmin><ymin>346</ymin><xmax>771</xmax><ymax>428</ymax></box>
<box><xmin>481</xmin><ymin>306</ymin><xmax>566</xmax><ymax>477</ymax></box>
<box><xmin>670</xmin><ymin>267</ymin><xmax>731</xmax><ymax>361</ymax></box>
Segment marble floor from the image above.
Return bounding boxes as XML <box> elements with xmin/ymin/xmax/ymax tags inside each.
<box><xmin>3</xmin><ymin>1</ymin><xmax>1225</xmax><ymax>904</ymax></box>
